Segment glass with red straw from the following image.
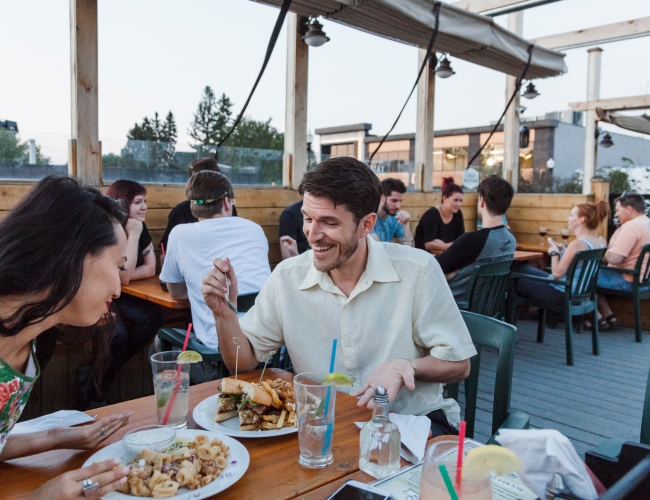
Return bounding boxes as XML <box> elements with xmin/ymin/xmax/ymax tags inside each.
<box><xmin>456</xmin><ymin>421</ymin><xmax>467</xmax><ymax>489</ymax></box>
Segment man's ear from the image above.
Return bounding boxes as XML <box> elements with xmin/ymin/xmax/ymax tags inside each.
<box><xmin>379</xmin><ymin>194</ymin><xmax>386</xmax><ymax>206</ymax></box>
<box><xmin>359</xmin><ymin>213</ymin><xmax>377</xmax><ymax>238</ymax></box>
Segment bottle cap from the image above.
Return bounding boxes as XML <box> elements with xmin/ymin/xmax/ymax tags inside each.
<box><xmin>373</xmin><ymin>386</ymin><xmax>389</xmax><ymax>404</ymax></box>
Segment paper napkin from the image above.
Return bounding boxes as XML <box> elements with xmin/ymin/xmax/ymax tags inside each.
<box><xmin>355</xmin><ymin>413</ymin><xmax>431</xmax><ymax>464</ymax></box>
<box><xmin>10</xmin><ymin>410</ymin><xmax>95</xmax><ymax>435</ymax></box>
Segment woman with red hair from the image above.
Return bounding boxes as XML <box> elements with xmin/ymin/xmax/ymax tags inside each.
<box><xmin>79</xmin><ymin>180</ymin><xmax>164</xmax><ymax>408</ymax></box>
<box><xmin>415</xmin><ymin>177</ymin><xmax>465</xmax><ymax>251</ymax></box>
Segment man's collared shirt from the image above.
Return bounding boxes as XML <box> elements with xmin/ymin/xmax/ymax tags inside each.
<box><xmin>239</xmin><ymin>236</ymin><xmax>476</xmax><ymax>425</ymax></box>
<box><xmin>371</xmin><ymin>213</ymin><xmax>404</xmax><ymax>242</ymax></box>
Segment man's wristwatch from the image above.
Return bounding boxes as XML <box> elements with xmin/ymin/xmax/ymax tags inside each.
<box><xmin>550</xmin><ymin>251</ymin><xmax>560</xmax><ymax>257</ymax></box>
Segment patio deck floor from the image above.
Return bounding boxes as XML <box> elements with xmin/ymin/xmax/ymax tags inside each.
<box><xmin>465</xmin><ymin>317</ymin><xmax>650</xmax><ymax>456</ymax></box>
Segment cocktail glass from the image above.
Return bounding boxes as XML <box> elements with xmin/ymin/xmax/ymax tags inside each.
<box><xmin>151</xmin><ymin>351</ymin><xmax>190</xmax><ymax>429</ymax></box>
<box><xmin>420</xmin><ymin>440</ymin><xmax>493</xmax><ymax>500</ymax></box>
<box><xmin>294</xmin><ymin>372</ymin><xmax>337</xmax><ymax>469</ymax></box>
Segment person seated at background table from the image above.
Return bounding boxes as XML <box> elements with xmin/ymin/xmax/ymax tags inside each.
<box><xmin>477</xmin><ymin>213</ymin><xmax>509</xmax><ymax>230</ymax></box>
<box><xmin>201</xmin><ymin>157</ymin><xmax>476</xmax><ymax>437</ymax></box>
<box><xmin>279</xmin><ymin>200</ymin><xmax>310</xmax><ymax>260</ymax></box>
<box><xmin>370</xmin><ymin>178</ymin><xmax>414</xmax><ymax>246</ymax></box>
<box><xmin>415</xmin><ymin>177</ymin><xmax>465</xmax><ymax>252</ymax></box>
<box><xmin>159</xmin><ymin>157</ymin><xmax>238</xmax><ymax>253</ymax></box>
<box><xmin>596</xmin><ymin>192</ymin><xmax>650</xmax><ymax>329</ymax></box>
<box><xmin>436</xmin><ymin>175</ymin><xmax>515</xmax><ymax>302</ymax></box>
<box><xmin>0</xmin><ymin>176</ymin><xmax>132</xmax><ymax>498</ymax></box>
<box><xmin>160</xmin><ymin>171</ymin><xmax>271</xmax><ymax>383</ymax></box>
<box><xmin>79</xmin><ymin>179</ymin><xmax>164</xmax><ymax>409</ymax></box>
<box><xmin>514</xmin><ymin>201</ymin><xmax>610</xmax><ymax>330</ymax></box>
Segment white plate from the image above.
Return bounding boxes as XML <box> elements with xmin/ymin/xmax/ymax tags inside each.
<box><xmin>82</xmin><ymin>429</ymin><xmax>249</xmax><ymax>500</ymax></box>
<box><xmin>193</xmin><ymin>394</ymin><xmax>298</xmax><ymax>438</ymax></box>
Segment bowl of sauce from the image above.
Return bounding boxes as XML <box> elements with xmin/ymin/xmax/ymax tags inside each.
<box><xmin>123</xmin><ymin>424</ymin><xmax>176</xmax><ymax>456</ymax></box>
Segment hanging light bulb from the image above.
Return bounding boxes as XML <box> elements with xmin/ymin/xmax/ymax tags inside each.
<box><xmin>302</xmin><ymin>19</ymin><xmax>330</xmax><ymax>47</ymax></box>
<box><xmin>522</xmin><ymin>82</ymin><xmax>540</xmax><ymax>99</ymax></box>
<box><xmin>435</xmin><ymin>56</ymin><xmax>455</xmax><ymax>78</ymax></box>
<box><xmin>600</xmin><ymin>132</ymin><xmax>614</xmax><ymax>148</ymax></box>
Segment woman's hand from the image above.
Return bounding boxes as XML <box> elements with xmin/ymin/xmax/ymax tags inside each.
<box><xmin>49</xmin><ymin>411</ymin><xmax>131</xmax><ymax>451</ymax></box>
<box><xmin>23</xmin><ymin>458</ymin><xmax>129</xmax><ymax>500</ymax></box>
<box><xmin>125</xmin><ymin>218</ymin><xmax>143</xmax><ymax>238</ymax></box>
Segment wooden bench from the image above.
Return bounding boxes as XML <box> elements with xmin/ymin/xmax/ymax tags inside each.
<box><xmin>606</xmin><ymin>294</ymin><xmax>650</xmax><ymax>332</ymax></box>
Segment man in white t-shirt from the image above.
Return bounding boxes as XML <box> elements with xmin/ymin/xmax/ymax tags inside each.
<box><xmin>160</xmin><ymin>171</ymin><xmax>271</xmax><ymax>355</ymax></box>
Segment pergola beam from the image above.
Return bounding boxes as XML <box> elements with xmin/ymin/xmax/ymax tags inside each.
<box><xmin>452</xmin><ymin>0</ymin><xmax>530</xmax><ymax>13</ymax></box>
<box><xmin>532</xmin><ymin>17</ymin><xmax>650</xmax><ymax>50</ymax></box>
<box><xmin>569</xmin><ymin>95</ymin><xmax>650</xmax><ymax>112</ymax></box>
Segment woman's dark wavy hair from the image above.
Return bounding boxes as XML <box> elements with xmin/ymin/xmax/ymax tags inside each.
<box><xmin>0</xmin><ymin>176</ymin><xmax>127</xmax><ymax>376</ymax></box>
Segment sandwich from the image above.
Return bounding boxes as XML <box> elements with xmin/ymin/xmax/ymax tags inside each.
<box><xmin>238</xmin><ymin>382</ymin><xmax>275</xmax><ymax>431</ymax></box>
<box><xmin>215</xmin><ymin>378</ymin><xmax>243</xmax><ymax>422</ymax></box>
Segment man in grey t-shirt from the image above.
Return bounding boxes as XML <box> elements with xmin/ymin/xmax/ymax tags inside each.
<box><xmin>436</xmin><ymin>176</ymin><xmax>515</xmax><ymax>301</ymax></box>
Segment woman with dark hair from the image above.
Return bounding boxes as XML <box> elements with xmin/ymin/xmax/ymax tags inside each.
<box><xmin>415</xmin><ymin>177</ymin><xmax>465</xmax><ymax>251</ymax></box>
<box><xmin>0</xmin><ymin>176</ymin><xmax>131</xmax><ymax>497</ymax></box>
<box><xmin>80</xmin><ymin>180</ymin><xmax>164</xmax><ymax>408</ymax></box>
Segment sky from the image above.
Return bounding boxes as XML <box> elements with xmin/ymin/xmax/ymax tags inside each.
<box><xmin>1</xmin><ymin>0</ymin><xmax>650</xmax><ymax>164</ymax></box>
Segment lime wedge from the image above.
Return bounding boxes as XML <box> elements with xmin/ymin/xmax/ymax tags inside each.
<box><xmin>156</xmin><ymin>390</ymin><xmax>171</xmax><ymax>408</ymax></box>
<box><xmin>177</xmin><ymin>350</ymin><xmax>203</xmax><ymax>364</ymax></box>
<box><xmin>321</xmin><ymin>372</ymin><xmax>354</xmax><ymax>387</ymax></box>
<box><xmin>463</xmin><ymin>445</ymin><xmax>522</xmax><ymax>478</ymax></box>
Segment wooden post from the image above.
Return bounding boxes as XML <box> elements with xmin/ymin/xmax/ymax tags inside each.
<box><xmin>582</xmin><ymin>47</ymin><xmax>603</xmax><ymax>195</ymax></box>
<box><xmin>414</xmin><ymin>48</ymin><xmax>435</xmax><ymax>193</ymax></box>
<box><xmin>70</xmin><ymin>0</ymin><xmax>100</xmax><ymax>185</ymax></box>
<box><xmin>283</xmin><ymin>13</ymin><xmax>309</xmax><ymax>190</ymax></box>
<box><xmin>591</xmin><ymin>175</ymin><xmax>610</xmax><ymax>239</ymax></box>
<box><xmin>503</xmin><ymin>11</ymin><xmax>523</xmax><ymax>191</ymax></box>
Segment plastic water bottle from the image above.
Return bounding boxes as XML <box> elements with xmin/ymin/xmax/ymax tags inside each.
<box><xmin>359</xmin><ymin>386</ymin><xmax>401</xmax><ymax>479</ymax></box>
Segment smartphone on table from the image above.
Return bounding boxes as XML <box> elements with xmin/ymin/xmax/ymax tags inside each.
<box><xmin>327</xmin><ymin>480</ymin><xmax>391</xmax><ymax>500</ymax></box>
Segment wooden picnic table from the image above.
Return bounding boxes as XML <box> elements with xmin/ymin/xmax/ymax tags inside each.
<box><xmin>2</xmin><ymin>368</ymin><xmax>396</xmax><ymax>500</ymax></box>
<box><xmin>121</xmin><ymin>276</ymin><xmax>190</xmax><ymax>309</ymax></box>
<box><xmin>516</xmin><ymin>242</ymin><xmax>554</xmax><ymax>253</ymax></box>
<box><xmin>430</xmin><ymin>249</ymin><xmax>544</xmax><ymax>261</ymax></box>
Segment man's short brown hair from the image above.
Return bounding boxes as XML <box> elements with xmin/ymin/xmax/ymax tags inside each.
<box><xmin>381</xmin><ymin>178</ymin><xmax>406</xmax><ymax>197</ymax></box>
<box><xmin>186</xmin><ymin>171</ymin><xmax>234</xmax><ymax>219</ymax></box>
<box><xmin>298</xmin><ymin>156</ymin><xmax>381</xmax><ymax>223</ymax></box>
<box><xmin>189</xmin><ymin>157</ymin><xmax>220</xmax><ymax>177</ymax></box>
<box><xmin>477</xmin><ymin>175</ymin><xmax>514</xmax><ymax>216</ymax></box>
<box><xmin>616</xmin><ymin>192</ymin><xmax>646</xmax><ymax>214</ymax></box>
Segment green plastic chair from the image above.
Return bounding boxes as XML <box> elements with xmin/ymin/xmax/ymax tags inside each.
<box><xmin>447</xmin><ymin>311</ymin><xmax>530</xmax><ymax>443</ymax></box>
<box><xmin>457</xmin><ymin>259</ymin><xmax>515</xmax><ymax>319</ymax></box>
<box><xmin>158</xmin><ymin>292</ymin><xmax>259</xmax><ymax>381</ymax></box>
<box><xmin>508</xmin><ymin>248</ymin><xmax>606</xmax><ymax>366</ymax></box>
<box><xmin>597</xmin><ymin>244</ymin><xmax>650</xmax><ymax>343</ymax></box>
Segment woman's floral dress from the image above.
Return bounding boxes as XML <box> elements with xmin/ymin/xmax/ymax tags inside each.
<box><xmin>0</xmin><ymin>343</ymin><xmax>40</xmax><ymax>454</ymax></box>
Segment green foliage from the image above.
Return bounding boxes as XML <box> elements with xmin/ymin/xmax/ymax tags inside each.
<box><xmin>607</xmin><ymin>170</ymin><xmax>633</xmax><ymax>195</ymax></box>
<box><xmin>223</xmin><ymin>116</ymin><xmax>284</xmax><ymax>150</ymax></box>
<box><xmin>188</xmin><ymin>87</ymin><xmax>233</xmax><ymax>147</ymax></box>
<box><xmin>553</xmin><ymin>170</ymin><xmax>583</xmax><ymax>193</ymax></box>
<box><xmin>0</xmin><ymin>130</ymin><xmax>49</xmax><ymax>164</ymax></box>
<box><xmin>123</xmin><ymin>111</ymin><xmax>178</xmax><ymax>169</ymax></box>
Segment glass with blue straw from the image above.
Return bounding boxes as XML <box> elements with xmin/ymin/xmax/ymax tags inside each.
<box><xmin>293</xmin><ymin>339</ymin><xmax>338</xmax><ymax>469</ymax></box>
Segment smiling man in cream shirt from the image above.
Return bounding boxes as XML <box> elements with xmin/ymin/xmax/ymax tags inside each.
<box><xmin>201</xmin><ymin>157</ymin><xmax>476</xmax><ymax>436</ymax></box>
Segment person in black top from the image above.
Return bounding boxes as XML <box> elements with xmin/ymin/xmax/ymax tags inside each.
<box><xmin>279</xmin><ymin>200</ymin><xmax>310</xmax><ymax>259</ymax></box>
<box><xmin>436</xmin><ymin>175</ymin><xmax>516</xmax><ymax>301</ymax></box>
<box><xmin>415</xmin><ymin>177</ymin><xmax>465</xmax><ymax>252</ymax></box>
<box><xmin>159</xmin><ymin>157</ymin><xmax>237</xmax><ymax>252</ymax></box>
<box><xmin>79</xmin><ymin>179</ymin><xmax>164</xmax><ymax>408</ymax></box>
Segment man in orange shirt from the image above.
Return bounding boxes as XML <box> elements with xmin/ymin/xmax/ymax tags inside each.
<box><xmin>597</xmin><ymin>193</ymin><xmax>650</xmax><ymax>327</ymax></box>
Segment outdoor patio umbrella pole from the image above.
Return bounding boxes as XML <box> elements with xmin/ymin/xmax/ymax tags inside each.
<box><xmin>368</xmin><ymin>1</ymin><xmax>442</xmax><ymax>166</ymax></box>
<box><xmin>214</xmin><ymin>0</ymin><xmax>293</xmax><ymax>163</ymax></box>
<box><xmin>466</xmin><ymin>45</ymin><xmax>535</xmax><ymax>169</ymax></box>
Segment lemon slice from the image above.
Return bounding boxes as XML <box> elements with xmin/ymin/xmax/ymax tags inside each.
<box><xmin>321</xmin><ymin>372</ymin><xmax>354</xmax><ymax>387</ymax></box>
<box><xmin>463</xmin><ymin>445</ymin><xmax>522</xmax><ymax>478</ymax></box>
<box><xmin>177</xmin><ymin>350</ymin><xmax>203</xmax><ymax>364</ymax></box>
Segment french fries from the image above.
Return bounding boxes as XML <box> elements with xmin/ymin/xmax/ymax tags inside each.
<box><xmin>277</xmin><ymin>409</ymin><xmax>286</xmax><ymax>429</ymax></box>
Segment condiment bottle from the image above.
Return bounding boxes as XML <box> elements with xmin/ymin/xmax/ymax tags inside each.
<box><xmin>359</xmin><ymin>386</ymin><xmax>401</xmax><ymax>478</ymax></box>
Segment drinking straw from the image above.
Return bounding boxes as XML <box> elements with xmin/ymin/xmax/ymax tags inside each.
<box><xmin>455</xmin><ymin>420</ymin><xmax>467</xmax><ymax>488</ymax></box>
<box><xmin>438</xmin><ymin>464</ymin><xmax>460</xmax><ymax>500</ymax></box>
<box><xmin>162</xmin><ymin>323</ymin><xmax>192</xmax><ymax>426</ymax></box>
<box><xmin>321</xmin><ymin>338</ymin><xmax>337</xmax><ymax>454</ymax></box>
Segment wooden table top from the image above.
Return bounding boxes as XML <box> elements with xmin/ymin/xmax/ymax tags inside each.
<box><xmin>2</xmin><ymin>368</ymin><xmax>379</xmax><ymax>500</ymax></box>
<box><xmin>430</xmin><ymin>249</ymin><xmax>544</xmax><ymax>261</ymax></box>
<box><xmin>516</xmin><ymin>242</ymin><xmax>554</xmax><ymax>253</ymax></box>
<box><xmin>121</xmin><ymin>276</ymin><xmax>190</xmax><ymax>309</ymax></box>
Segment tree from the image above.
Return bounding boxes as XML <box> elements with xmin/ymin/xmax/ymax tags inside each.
<box><xmin>188</xmin><ymin>87</ymin><xmax>233</xmax><ymax>148</ymax></box>
<box><xmin>0</xmin><ymin>130</ymin><xmax>49</xmax><ymax>165</ymax></box>
<box><xmin>224</xmin><ymin>116</ymin><xmax>284</xmax><ymax>150</ymax></box>
<box><xmin>124</xmin><ymin>111</ymin><xmax>178</xmax><ymax>169</ymax></box>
